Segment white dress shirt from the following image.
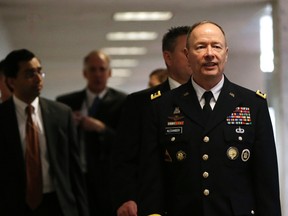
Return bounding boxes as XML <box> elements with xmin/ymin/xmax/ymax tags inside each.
<box><xmin>191</xmin><ymin>75</ymin><xmax>224</xmax><ymax>110</ymax></box>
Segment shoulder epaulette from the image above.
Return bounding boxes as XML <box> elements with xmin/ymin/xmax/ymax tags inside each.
<box><xmin>150</xmin><ymin>90</ymin><xmax>161</xmax><ymax>100</ymax></box>
<box><xmin>256</xmin><ymin>90</ymin><xmax>267</xmax><ymax>99</ymax></box>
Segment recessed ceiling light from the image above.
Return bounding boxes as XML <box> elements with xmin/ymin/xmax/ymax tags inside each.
<box><xmin>111</xmin><ymin>59</ymin><xmax>139</xmax><ymax>67</ymax></box>
<box><xmin>112</xmin><ymin>68</ymin><xmax>132</xmax><ymax>77</ymax></box>
<box><xmin>101</xmin><ymin>47</ymin><xmax>147</xmax><ymax>55</ymax></box>
<box><xmin>113</xmin><ymin>11</ymin><xmax>173</xmax><ymax>21</ymax></box>
<box><xmin>107</xmin><ymin>32</ymin><xmax>158</xmax><ymax>41</ymax></box>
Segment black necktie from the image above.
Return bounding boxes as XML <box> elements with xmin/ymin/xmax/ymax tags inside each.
<box><xmin>25</xmin><ymin>105</ymin><xmax>42</xmax><ymax>209</ymax></box>
<box><xmin>88</xmin><ymin>96</ymin><xmax>100</xmax><ymax>117</ymax></box>
<box><xmin>202</xmin><ymin>91</ymin><xmax>213</xmax><ymax>122</ymax></box>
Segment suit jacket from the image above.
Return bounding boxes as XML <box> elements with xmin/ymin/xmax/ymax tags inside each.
<box><xmin>148</xmin><ymin>77</ymin><xmax>281</xmax><ymax>215</ymax></box>
<box><xmin>56</xmin><ymin>87</ymin><xmax>127</xmax><ymax>215</ymax></box>
<box><xmin>111</xmin><ymin>80</ymin><xmax>170</xmax><ymax>215</ymax></box>
<box><xmin>0</xmin><ymin>97</ymin><xmax>89</xmax><ymax>216</ymax></box>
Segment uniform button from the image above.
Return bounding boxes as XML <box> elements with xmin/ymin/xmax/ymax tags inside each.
<box><xmin>202</xmin><ymin>154</ymin><xmax>209</xmax><ymax>161</ymax></box>
<box><xmin>203</xmin><ymin>189</ymin><xmax>210</xmax><ymax>196</ymax></box>
<box><xmin>171</xmin><ymin>137</ymin><xmax>175</xmax><ymax>141</ymax></box>
<box><xmin>251</xmin><ymin>210</ymin><xmax>255</xmax><ymax>215</ymax></box>
<box><xmin>203</xmin><ymin>172</ymin><xmax>209</xmax><ymax>178</ymax></box>
<box><xmin>238</xmin><ymin>136</ymin><xmax>243</xmax><ymax>141</ymax></box>
<box><xmin>203</xmin><ymin>136</ymin><xmax>209</xmax><ymax>143</ymax></box>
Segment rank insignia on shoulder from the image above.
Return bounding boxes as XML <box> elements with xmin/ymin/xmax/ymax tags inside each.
<box><xmin>256</xmin><ymin>90</ymin><xmax>267</xmax><ymax>99</ymax></box>
<box><xmin>151</xmin><ymin>90</ymin><xmax>161</xmax><ymax>100</ymax></box>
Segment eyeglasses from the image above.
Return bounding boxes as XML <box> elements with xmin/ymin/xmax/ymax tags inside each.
<box><xmin>24</xmin><ymin>70</ymin><xmax>45</xmax><ymax>79</ymax></box>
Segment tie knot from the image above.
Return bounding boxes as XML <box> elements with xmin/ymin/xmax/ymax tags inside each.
<box><xmin>26</xmin><ymin>105</ymin><xmax>34</xmax><ymax>115</ymax></box>
<box><xmin>203</xmin><ymin>91</ymin><xmax>213</xmax><ymax>104</ymax></box>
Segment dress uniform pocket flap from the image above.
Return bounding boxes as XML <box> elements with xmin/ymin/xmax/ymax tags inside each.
<box><xmin>224</xmin><ymin>126</ymin><xmax>254</xmax><ymax>144</ymax></box>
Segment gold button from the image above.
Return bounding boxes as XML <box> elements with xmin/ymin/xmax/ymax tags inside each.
<box><xmin>238</xmin><ymin>136</ymin><xmax>243</xmax><ymax>141</ymax></box>
<box><xmin>171</xmin><ymin>137</ymin><xmax>175</xmax><ymax>141</ymax></box>
<box><xmin>202</xmin><ymin>154</ymin><xmax>209</xmax><ymax>161</ymax></box>
<box><xmin>203</xmin><ymin>136</ymin><xmax>209</xmax><ymax>143</ymax></box>
<box><xmin>203</xmin><ymin>172</ymin><xmax>209</xmax><ymax>178</ymax></box>
<box><xmin>203</xmin><ymin>189</ymin><xmax>209</xmax><ymax>196</ymax></box>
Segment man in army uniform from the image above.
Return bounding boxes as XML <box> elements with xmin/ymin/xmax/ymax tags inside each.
<box><xmin>146</xmin><ymin>21</ymin><xmax>281</xmax><ymax>215</ymax></box>
<box><xmin>111</xmin><ymin>26</ymin><xmax>192</xmax><ymax>216</ymax></box>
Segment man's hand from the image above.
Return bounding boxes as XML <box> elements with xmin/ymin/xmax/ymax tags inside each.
<box><xmin>80</xmin><ymin>116</ymin><xmax>106</xmax><ymax>133</ymax></box>
<box><xmin>117</xmin><ymin>200</ymin><xmax>137</xmax><ymax>216</ymax></box>
<box><xmin>72</xmin><ymin>111</ymin><xmax>83</xmax><ymax>126</ymax></box>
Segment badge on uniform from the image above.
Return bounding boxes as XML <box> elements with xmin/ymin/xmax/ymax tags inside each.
<box><xmin>150</xmin><ymin>90</ymin><xmax>161</xmax><ymax>100</ymax></box>
<box><xmin>164</xmin><ymin>149</ymin><xmax>172</xmax><ymax>162</ymax></box>
<box><xmin>227</xmin><ymin>146</ymin><xmax>239</xmax><ymax>160</ymax></box>
<box><xmin>226</xmin><ymin>107</ymin><xmax>252</xmax><ymax>125</ymax></box>
<box><xmin>176</xmin><ymin>150</ymin><xmax>186</xmax><ymax>161</ymax></box>
<box><xmin>166</xmin><ymin>127</ymin><xmax>183</xmax><ymax>135</ymax></box>
<box><xmin>167</xmin><ymin>107</ymin><xmax>185</xmax><ymax>126</ymax></box>
<box><xmin>241</xmin><ymin>149</ymin><xmax>250</xmax><ymax>162</ymax></box>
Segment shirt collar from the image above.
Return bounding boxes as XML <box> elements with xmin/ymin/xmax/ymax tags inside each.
<box><xmin>13</xmin><ymin>95</ymin><xmax>40</xmax><ymax>114</ymax></box>
<box><xmin>168</xmin><ymin>77</ymin><xmax>181</xmax><ymax>90</ymax></box>
<box><xmin>86</xmin><ymin>87</ymin><xmax>108</xmax><ymax>107</ymax></box>
<box><xmin>191</xmin><ymin>75</ymin><xmax>224</xmax><ymax>102</ymax></box>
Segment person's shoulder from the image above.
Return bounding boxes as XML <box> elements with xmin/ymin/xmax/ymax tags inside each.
<box><xmin>40</xmin><ymin>97</ymin><xmax>72</xmax><ymax>112</ymax></box>
<box><xmin>127</xmin><ymin>82</ymin><xmax>169</xmax><ymax>103</ymax></box>
<box><xmin>56</xmin><ymin>89</ymin><xmax>85</xmax><ymax>102</ymax></box>
<box><xmin>0</xmin><ymin>98</ymin><xmax>13</xmax><ymax>114</ymax></box>
<box><xmin>230</xmin><ymin>82</ymin><xmax>267</xmax><ymax>102</ymax></box>
<box><xmin>107</xmin><ymin>87</ymin><xmax>127</xmax><ymax>99</ymax></box>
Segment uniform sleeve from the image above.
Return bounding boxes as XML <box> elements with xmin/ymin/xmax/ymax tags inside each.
<box><xmin>253</xmin><ymin>98</ymin><xmax>281</xmax><ymax>215</ymax></box>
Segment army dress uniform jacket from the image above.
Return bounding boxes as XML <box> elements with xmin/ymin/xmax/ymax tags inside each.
<box><xmin>148</xmin><ymin>77</ymin><xmax>281</xmax><ymax>216</ymax></box>
<box><xmin>111</xmin><ymin>80</ymin><xmax>170</xmax><ymax>215</ymax></box>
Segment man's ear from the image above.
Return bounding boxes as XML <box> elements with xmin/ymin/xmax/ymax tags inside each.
<box><xmin>83</xmin><ymin>69</ymin><xmax>88</xmax><ymax>79</ymax></box>
<box><xmin>163</xmin><ymin>51</ymin><xmax>172</xmax><ymax>66</ymax></box>
<box><xmin>184</xmin><ymin>47</ymin><xmax>189</xmax><ymax>59</ymax></box>
<box><xmin>108</xmin><ymin>68</ymin><xmax>112</xmax><ymax>77</ymax></box>
<box><xmin>225</xmin><ymin>47</ymin><xmax>229</xmax><ymax>62</ymax></box>
<box><xmin>5</xmin><ymin>77</ymin><xmax>14</xmax><ymax>92</ymax></box>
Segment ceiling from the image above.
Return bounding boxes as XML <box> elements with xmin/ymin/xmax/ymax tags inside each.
<box><xmin>0</xmin><ymin>0</ymin><xmax>271</xmax><ymax>99</ymax></box>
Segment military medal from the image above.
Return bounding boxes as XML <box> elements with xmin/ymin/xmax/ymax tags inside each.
<box><xmin>226</xmin><ymin>107</ymin><xmax>252</xmax><ymax>125</ymax></box>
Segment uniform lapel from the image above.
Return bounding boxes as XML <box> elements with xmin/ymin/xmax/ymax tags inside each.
<box><xmin>173</xmin><ymin>81</ymin><xmax>204</xmax><ymax>127</ymax></box>
<box><xmin>205</xmin><ymin>77</ymin><xmax>241</xmax><ymax>133</ymax></box>
<box><xmin>172</xmin><ymin>77</ymin><xmax>242</xmax><ymax>131</ymax></box>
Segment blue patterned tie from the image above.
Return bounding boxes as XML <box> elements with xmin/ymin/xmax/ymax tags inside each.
<box><xmin>88</xmin><ymin>96</ymin><xmax>100</xmax><ymax>117</ymax></box>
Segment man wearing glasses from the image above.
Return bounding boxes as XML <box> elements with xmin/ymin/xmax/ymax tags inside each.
<box><xmin>0</xmin><ymin>49</ymin><xmax>89</xmax><ymax>216</ymax></box>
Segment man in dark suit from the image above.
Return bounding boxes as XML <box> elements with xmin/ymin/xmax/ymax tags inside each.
<box><xmin>0</xmin><ymin>59</ymin><xmax>12</xmax><ymax>103</ymax></box>
<box><xmin>56</xmin><ymin>50</ymin><xmax>127</xmax><ymax>216</ymax></box>
<box><xmin>111</xmin><ymin>26</ymin><xmax>193</xmax><ymax>216</ymax></box>
<box><xmin>0</xmin><ymin>49</ymin><xmax>89</xmax><ymax>216</ymax></box>
<box><xmin>144</xmin><ymin>21</ymin><xmax>281</xmax><ymax>215</ymax></box>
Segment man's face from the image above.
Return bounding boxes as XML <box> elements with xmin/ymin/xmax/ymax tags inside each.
<box><xmin>7</xmin><ymin>57</ymin><xmax>43</xmax><ymax>104</ymax></box>
<box><xmin>148</xmin><ymin>74</ymin><xmax>162</xmax><ymax>87</ymax></box>
<box><xmin>83</xmin><ymin>54</ymin><xmax>111</xmax><ymax>94</ymax></box>
<box><xmin>164</xmin><ymin>35</ymin><xmax>193</xmax><ymax>84</ymax></box>
<box><xmin>185</xmin><ymin>23</ymin><xmax>228</xmax><ymax>86</ymax></box>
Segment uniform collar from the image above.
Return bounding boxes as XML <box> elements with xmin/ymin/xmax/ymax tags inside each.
<box><xmin>191</xmin><ymin>75</ymin><xmax>224</xmax><ymax>102</ymax></box>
